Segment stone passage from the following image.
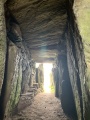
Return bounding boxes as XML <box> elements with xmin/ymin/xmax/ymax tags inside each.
<box><xmin>11</xmin><ymin>93</ymin><xmax>70</xmax><ymax>120</ymax></box>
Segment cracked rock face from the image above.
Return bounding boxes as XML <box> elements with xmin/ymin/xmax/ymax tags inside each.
<box><xmin>74</xmin><ymin>0</ymin><xmax>90</xmax><ymax>119</ymax></box>
<box><xmin>6</xmin><ymin>0</ymin><xmax>67</xmax><ymax>62</ymax></box>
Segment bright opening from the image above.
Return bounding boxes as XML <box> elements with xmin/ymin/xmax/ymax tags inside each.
<box><xmin>43</xmin><ymin>63</ymin><xmax>53</xmax><ymax>93</ymax></box>
<box><xmin>36</xmin><ymin>63</ymin><xmax>40</xmax><ymax>68</ymax></box>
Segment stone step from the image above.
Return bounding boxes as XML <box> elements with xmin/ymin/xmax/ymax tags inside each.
<box><xmin>17</xmin><ymin>92</ymin><xmax>35</xmax><ymax>112</ymax></box>
<box><xmin>17</xmin><ymin>87</ymin><xmax>39</xmax><ymax>112</ymax></box>
<box><xmin>33</xmin><ymin>83</ymin><xmax>39</xmax><ymax>88</ymax></box>
<box><xmin>28</xmin><ymin>87</ymin><xmax>37</xmax><ymax>93</ymax></box>
<box><xmin>20</xmin><ymin>93</ymin><xmax>34</xmax><ymax>100</ymax></box>
<box><xmin>20</xmin><ymin>92</ymin><xmax>34</xmax><ymax>97</ymax></box>
<box><xmin>28</xmin><ymin>88</ymin><xmax>36</xmax><ymax>91</ymax></box>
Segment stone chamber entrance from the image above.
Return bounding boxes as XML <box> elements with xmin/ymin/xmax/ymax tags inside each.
<box><xmin>0</xmin><ymin>0</ymin><xmax>90</xmax><ymax>120</ymax></box>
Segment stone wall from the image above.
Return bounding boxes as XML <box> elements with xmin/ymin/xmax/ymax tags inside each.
<box><xmin>54</xmin><ymin>0</ymin><xmax>89</xmax><ymax>119</ymax></box>
<box><xmin>30</xmin><ymin>61</ymin><xmax>36</xmax><ymax>87</ymax></box>
<box><xmin>52</xmin><ymin>63</ymin><xmax>60</xmax><ymax>98</ymax></box>
<box><xmin>21</xmin><ymin>52</ymin><xmax>35</xmax><ymax>93</ymax></box>
<box><xmin>0</xmin><ymin>0</ymin><xmax>7</xmax><ymax>95</ymax></box>
<box><xmin>73</xmin><ymin>0</ymin><xmax>90</xmax><ymax>119</ymax></box>
<box><xmin>0</xmin><ymin>41</ymin><xmax>34</xmax><ymax>119</ymax></box>
<box><xmin>0</xmin><ymin>4</ymin><xmax>36</xmax><ymax>119</ymax></box>
<box><xmin>49</xmin><ymin>69</ymin><xmax>55</xmax><ymax>93</ymax></box>
<box><xmin>54</xmin><ymin>43</ymin><xmax>77</xmax><ymax>118</ymax></box>
<box><xmin>4</xmin><ymin>41</ymin><xmax>22</xmax><ymax>118</ymax></box>
<box><xmin>36</xmin><ymin>64</ymin><xmax>44</xmax><ymax>91</ymax></box>
<box><xmin>62</xmin><ymin>0</ymin><xmax>88</xmax><ymax>119</ymax></box>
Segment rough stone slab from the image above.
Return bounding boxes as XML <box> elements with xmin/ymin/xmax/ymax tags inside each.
<box><xmin>0</xmin><ymin>1</ymin><xmax>6</xmax><ymax>94</ymax></box>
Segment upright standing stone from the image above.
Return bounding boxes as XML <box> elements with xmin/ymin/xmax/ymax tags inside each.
<box><xmin>0</xmin><ymin>0</ymin><xmax>7</xmax><ymax>94</ymax></box>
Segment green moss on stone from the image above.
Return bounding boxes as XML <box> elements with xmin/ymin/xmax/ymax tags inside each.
<box><xmin>5</xmin><ymin>53</ymin><xmax>22</xmax><ymax>116</ymax></box>
<box><xmin>14</xmin><ymin>62</ymin><xmax>22</xmax><ymax>106</ymax></box>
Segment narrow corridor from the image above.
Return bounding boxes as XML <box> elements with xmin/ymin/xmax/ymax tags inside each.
<box><xmin>0</xmin><ymin>1</ymin><xmax>89</xmax><ymax>119</ymax></box>
<box><xmin>11</xmin><ymin>93</ymin><xmax>70</xmax><ymax>120</ymax></box>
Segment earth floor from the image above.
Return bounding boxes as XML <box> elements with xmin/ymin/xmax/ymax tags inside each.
<box><xmin>11</xmin><ymin>93</ymin><xmax>71</xmax><ymax>120</ymax></box>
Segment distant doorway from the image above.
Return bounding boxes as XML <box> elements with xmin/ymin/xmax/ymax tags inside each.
<box><xmin>43</xmin><ymin>63</ymin><xmax>55</xmax><ymax>93</ymax></box>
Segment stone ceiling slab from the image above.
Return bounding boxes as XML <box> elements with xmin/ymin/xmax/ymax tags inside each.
<box><xmin>6</xmin><ymin>0</ymin><xmax>67</xmax><ymax>62</ymax></box>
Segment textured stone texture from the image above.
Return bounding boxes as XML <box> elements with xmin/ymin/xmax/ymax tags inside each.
<box><xmin>4</xmin><ymin>43</ymin><xmax>22</xmax><ymax>118</ymax></box>
<box><xmin>0</xmin><ymin>3</ymin><xmax>37</xmax><ymax>118</ymax></box>
<box><xmin>0</xmin><ymin>0</ymin><xmax>7</xmax><ymax>95</ymax></box>
<box><xmin>65</xmin><ymin>1</ymin><xmax>86</xmax><ymax>119</ymax></box>
<box><xmin>0</xmin><ymin>41</ymin><xmax>35</xmax><ymax>119</ymax></box>
<box><xmin>66</xmin><ymin>33</ymin><xmax>83</xmax><ymax>120</ymax></box>
<box><xmin>30</xmin><ymin>61</ymin><xmax>36</xmax><ymax>86</ymax></box>
<box><xmin>52</xmin><ymin>64</ymin><xmax>60</xmax><ymax>98</ymax></box>
<box><xmin>50</xmin><ymin>1</ymin><xmax>90</xmax><ymax>119</ymax></box>
<box><xmin>21</xmin><ymin>50</ymin><xmax>32</xmax><ymax>93</ymax></box>
<box><xmin>53</xmin><ymin>53</ymin><xmax>77</xmax><ymax>119</ymax></box>
<box><xmin>74</xmin><ymin>0</ymin><xmax>90</xmax><ymax>119</ymax></box>
<box><xmin>6</xmin><ymin>0</ymin><xmax>67</xmax><ymax>46</ymax></box>
<box><xmin>36</xmin><ymin>64</ymin><xmax>44</xmax><ymax>91</ymax></box>
<box><xmin>6</xmin><ymin>0</ymin><xmax>67</xmax><ymax>62</ymax></box>
<box><xmin>1</xmin><ymin>41</ymin><xmax>17</xmax><ymax>117</ymax></box>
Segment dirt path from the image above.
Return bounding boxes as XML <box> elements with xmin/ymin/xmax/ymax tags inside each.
<box><xmin>12</xmin><ymin>93</ymin><xmax>70</xmax><ymax>120</ymax></box>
